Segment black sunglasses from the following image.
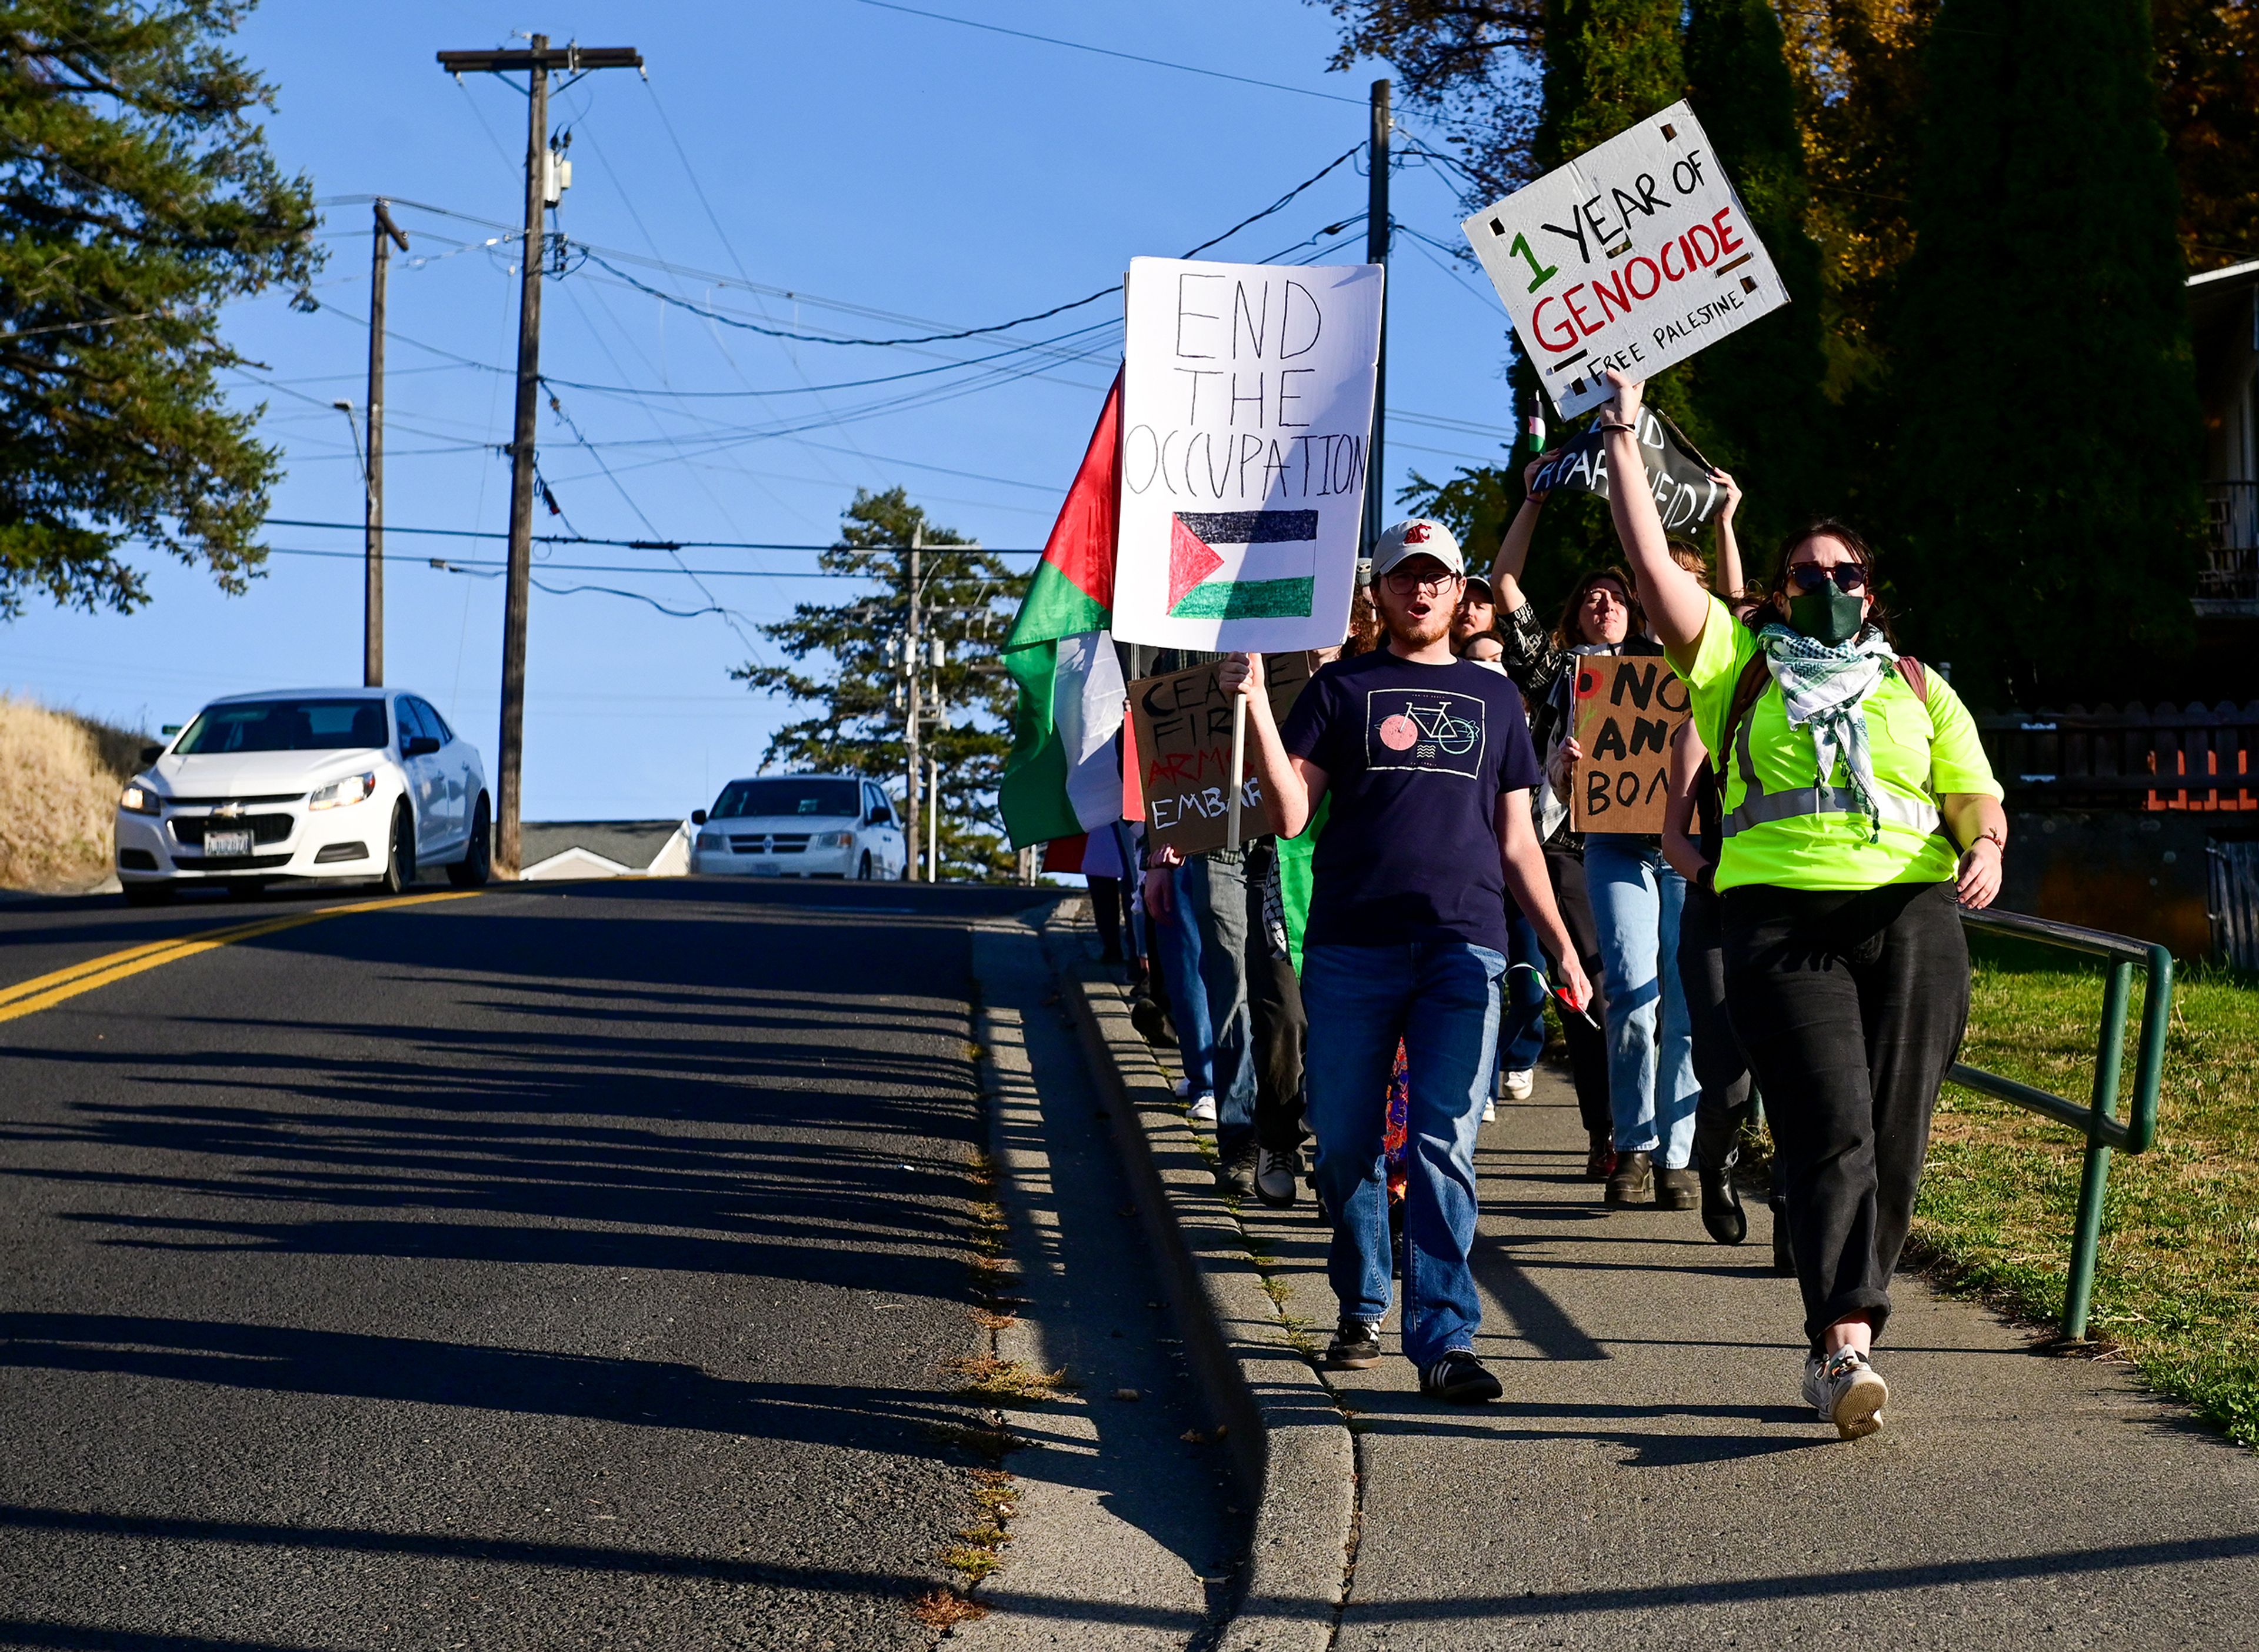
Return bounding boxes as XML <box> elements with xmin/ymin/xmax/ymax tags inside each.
<box><xmin>1787</xmin><ymin>562</ymin><xmax>1869</xmax><ymax>595</ymax></box>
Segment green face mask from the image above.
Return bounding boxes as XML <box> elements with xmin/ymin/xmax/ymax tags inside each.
<box><xmin>1787</xmin><ymin>585</ymin><xmax>1866</xmax><ymax>645</ymax></box>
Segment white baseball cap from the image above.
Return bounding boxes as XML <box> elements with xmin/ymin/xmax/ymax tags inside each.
<box><xmin>1371</xmin><ymin>518</ymin><xmax>1465</xmax><ymax>580</ymax></box>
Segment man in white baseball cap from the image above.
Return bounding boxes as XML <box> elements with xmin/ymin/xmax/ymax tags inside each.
<box><xmin>1218</xmin><ymin>518</ymin><xmax>1591</xmax><ymax>1404</ymax></box>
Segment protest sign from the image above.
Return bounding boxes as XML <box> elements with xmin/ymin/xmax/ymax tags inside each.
<box><xmin>1462</xmin><ymin>101</ymin><xmax>1787</xmax><ymax>420</ymax></box>
<box><xmin>1128</xmin><ymin>652</ymin><xmax>1316</xmax><ymax>856</ymax></box>
<box><xmin>1529</xmin><ymin>407</ymin><xmax>1724</xmax><ymax>531</ymax></box>
<box><xmin>1112</xmin><ymin>257</ymin><xmax>1382</xmax><ymax>653</ymax></box>
<box><xmin>1571</xmin><ymin>656</ymin><xmax>1691</xmax><ymax>833</ymax></box>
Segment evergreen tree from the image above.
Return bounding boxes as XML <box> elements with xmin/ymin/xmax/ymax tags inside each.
<box><xmin>734</xmin><ymin>488</ymin><xmax>1027</xmax><ymax>881</ymax></box>
<box><xmin>1681</xmin><ymin>0</ymin><xmax>1832</xmax><ymax>553</ymax></box>
<box><xmin>0</xmin><ymin>2</ymin><xmax>319</xmax><ymax>616</ymax></box>
<box><xmin>1890</xmin><ymin>0</ymin><xmax>2200</xmax><ymax>707</ymax></box>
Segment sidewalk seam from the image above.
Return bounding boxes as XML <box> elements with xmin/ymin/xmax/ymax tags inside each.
<box><xmin>1042</xmin><ymin>906</ymin><xmax>1355</xmax><ymax>1652</ymax></box>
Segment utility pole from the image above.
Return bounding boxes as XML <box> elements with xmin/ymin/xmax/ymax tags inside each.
<box><xmin>1364</xmin><ymin>78</ymin><xmax>1392</xmax><ymax>555</ymax></box>
<box><xmin>364</xmin><ymin>199</ymin><xmax>408</xmax><ymax>688</ymax></box>
<box><xmin>438</xmin><ymin>36</ymin><xmax>642</xmax><ymax>876</ymax></box>
<box><xmin>927</xmin><ymin>756</ymin><xmax>939</xmax><ymax>882</ymax></box>
<box><xmin>904</xmin><ymin>525</ymin><xmax>922</xmax><ymax>880</ymax></box>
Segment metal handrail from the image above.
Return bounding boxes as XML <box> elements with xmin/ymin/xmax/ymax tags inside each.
<box><xmin>1949</xmin><ymin>907</ymin><xmax>2175</xmax><ymax>1340</ymax></box>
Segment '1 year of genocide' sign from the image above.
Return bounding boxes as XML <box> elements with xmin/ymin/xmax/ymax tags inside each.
<box><xmin>1112</xmin><ymin>256</ymin><xmax>1382</xmax><ymax>655</ymax></box>
<box><xmin>1462</xmin><ymin>101</ymin><xmax>1787</xmax><ymax>420</ymax></box>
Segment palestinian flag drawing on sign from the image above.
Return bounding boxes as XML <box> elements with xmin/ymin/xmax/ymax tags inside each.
<box><xmin>1166</xmin><ymin>510</ymin><xmax>1318</xmax><ymax>620</ymax></box>
<box><xmin>998</xmin><ymin>371</ymin><xmax>1128</xmax><ymax>850</ymax></box>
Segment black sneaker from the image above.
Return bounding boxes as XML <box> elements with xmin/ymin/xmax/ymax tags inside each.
<box><xmin>1325</xmin><ymin>1318</ymin><xmax>1382</xmax><ymax>1369</ymax></box>
<box><xmin>1700</xmin><ymin>1167</ymin><xmax>1747</xmax><ymax>1244</ymax></box>
<box><xmin>1216</xmin><ymin>1142</ymin><xmax>1257</xmax><ymax>1198</ymax></box>
<box><xmin>1420</xmin><ymin>1349</ymin><xmax>1501</xmax><ymax>1404</ymax></box>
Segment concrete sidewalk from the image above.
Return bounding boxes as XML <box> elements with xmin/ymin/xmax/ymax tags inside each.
<box><xmin>1221</xmin><ymin>1064</ymin><xmax>2259</xmax><ymax>1648</ymax></box>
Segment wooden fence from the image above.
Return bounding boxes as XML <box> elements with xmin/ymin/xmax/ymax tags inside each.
<box><xmin>1974</xmin><ymin>703</ymin><xmax>2259</xmax><ymax>812</ymax></box>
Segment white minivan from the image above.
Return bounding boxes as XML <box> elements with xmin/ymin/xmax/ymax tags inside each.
<box><xmin>690</xmin><ymin>773</ymin><xmax>907</xmax><ymax>880</ymax></box>
<box><xmin>114</xmin><ymin>688</ymin><xmax>489</xmax><ymax>905</ymax></box>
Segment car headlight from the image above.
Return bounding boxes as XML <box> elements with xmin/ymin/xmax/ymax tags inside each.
<box><xmin>814</xmin><ymin>830</ymin><xmax>855</xmax><ymax>849</ymax></box>
<box><xmin>309</xmin><ymin>772</ymin><xmax>376</xmax><ymax>811</ymax></box>
<box><xmin>119</xmin><ymin>782</ymin><xmax>162</xmax><ymax>816</ymax></box>
<box><xmin>696</xmin><ymin>832</ymin><xmax>724</xmax><ymax>850</ymax></box>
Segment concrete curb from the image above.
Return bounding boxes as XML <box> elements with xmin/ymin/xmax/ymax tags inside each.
<box><xmin>1040</xmin><ymin>909</ymin><xmax>1352</xmax><ymax>1652</ymax></box>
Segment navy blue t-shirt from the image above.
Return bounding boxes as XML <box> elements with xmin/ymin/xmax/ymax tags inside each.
<box><xmin>1280</xmin><ymin>648</ymin><xmax>1541</xmax><ymax>953</ymax></box>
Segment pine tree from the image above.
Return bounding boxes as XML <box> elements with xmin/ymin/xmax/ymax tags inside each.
<box><xmin>0</xmin><ymin>2</ymin><xmax>319</xmax><ymax>616</ymax></box>
<box><xmin>734</xmin><ymin>489</ymin><xmax>1028</xmax><ymax>880</ymax></box>
<box><xmin>1681</xmin><ymin>0</ymin><xmax>1832</xmax><ymax>553</ymax></box>
<box><xmin>1890</xmin><ymin>0</ymin><xmax>2200</xmax><ymax>707</ymax></box>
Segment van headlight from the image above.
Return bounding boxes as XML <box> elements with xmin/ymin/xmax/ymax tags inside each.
<box><xmin>119</xmin><ymin>782</ymin><xmax>162</xmax><ymax>815</ymax></box>
<box><xmin>696</xmin><ymin>831</ymin><xmax>724</xmax><ymax>850</ymax></box>
<box><xmin>814</xmin><ymin>830</ymin><xmax>854</xmax><ymax>849</ymax></box>
<box><xmin>309</xmin><ymin>772</ymin><xmax>376</xmax><ymax>811</ymax></box>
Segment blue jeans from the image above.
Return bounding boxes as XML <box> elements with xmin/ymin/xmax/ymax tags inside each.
<box><xmin>1180</xmin><ymin>852</ymin><xmax>1256</xmax><ymax>1153</ymax></box>
<box><xmin>1585</xmin><ymin>836</ymin><xmax>1697</xmax><ymax>1167</ymax></box>
<box><xmin>1302</xmin><ymin>940</ymin><xmax>1505</xmax><ymax>1369</ymax></box>
<box><xmin>1500</xmin><ymin>908</ymin><xmax>1550</xmax><ymax>1075</ymax></box>
<box><xmin>1152</xmin><ymin>889</ymin><xmax>1214</xmax><ymax>1098</ymax></box>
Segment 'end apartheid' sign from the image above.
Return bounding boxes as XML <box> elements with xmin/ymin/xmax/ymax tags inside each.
<box><xmin>1571</xmin><ymin>656</ymin><xmax>1691</xmax><ymax>834</ymax></box>
<box><xmin>1130</xmin><ymin>652</ymin><xmax>1316</xmax><ymax>857</ymax></box>
<box><xmin>1462</xmin><ymin>101</ymin><xmax>1788</xmax><ymax>420</ymax></box>
<box><xmin>1531</xmin><ymin>408</ymin><xmax>1724</xmax><ymax>531</ymax></box>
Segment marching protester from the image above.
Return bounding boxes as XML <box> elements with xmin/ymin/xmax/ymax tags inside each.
<box><xmin>1140</xmin><ymin>847</ymin><xmax>1221</xmax><ymax>1124</ymax></box>
<box><xmin>1222</xmin><ymin>519</ymin><xmax>1592</xmax><ymax>1404</ymax></box>
<box><xmin>1593</xmin><ymin>369</ymin><xmax>2005</xmax><ymax>1440</ymax></box>
<box><xmin>1490</xmin><ymin>465</ymin><xmax>1655</xmax><ymax>1192</ymax></box>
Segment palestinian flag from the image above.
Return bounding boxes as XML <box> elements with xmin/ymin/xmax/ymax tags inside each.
<box><xmin>999</xmin><ymin>371</ymin><xmax>1127</xmax><ymax>850</ymax></box>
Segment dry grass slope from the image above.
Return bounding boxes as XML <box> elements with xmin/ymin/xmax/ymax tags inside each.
<box><xmin>0</xmin><ymin>695</ymin><xmax>145</xmax><ymax>891</ymax></box>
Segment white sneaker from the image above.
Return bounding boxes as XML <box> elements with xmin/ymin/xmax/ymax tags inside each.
<box><xmin>1255</xmin><ymin>1146</ymin><xmax>1300</xmax><ymax>1206</ymax></box>
<box><xmin>1503</xmin><ymin>1068</ymin><xmax>1535</xmax><ymax>1101</ymax></box>
<box><xmin>1174</xmin><ymin>1077</ymin><xmax>1191</xmax><ymax>1099</ymax></box>
<box><xmin>1188</xmin><ymin>1093</ymin><xmax>1217</xmax><ymax>1123</ymax></box>
<box><xmin>1801</xmin><ymin>1348</ymin><xmax>1888</xmax><ymax>1440</ymax></box>
<box><xmin>1481</xmin><ymin>1099</ymin><xmax>1497</xmax><ymax>1123</ymax></box>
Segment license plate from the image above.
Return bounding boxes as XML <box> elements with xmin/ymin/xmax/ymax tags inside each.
<box><xmin>750</xmin><ymin>862</ymin><xmax>779</xmax><ymax>876</ymax></box>
<box><xmin>204</xmin><ymin>828</ymin><xmax>255</xmax><ymax>857</ymax></box>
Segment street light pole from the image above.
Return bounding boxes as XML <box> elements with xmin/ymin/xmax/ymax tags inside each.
<box><xmin>364</xmin><ymin>200</ymin><xmax>408</xmax><ymax>688</ymax></box>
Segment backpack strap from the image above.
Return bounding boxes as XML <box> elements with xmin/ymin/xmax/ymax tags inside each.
<box><xmin>1896</xmin><ymin>656</ymin><xmax>1928</xmax><ymax>705</ymax></box>
<box><xmin>1718</xmin><ymin>652</ymin><xmax>1773</xmax><ymax>773</ymax></box>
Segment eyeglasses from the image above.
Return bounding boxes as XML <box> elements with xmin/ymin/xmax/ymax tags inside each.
<box><xmin>1382</xmin><ymin>568</ymin><xmax>1463</xmax><ymax>596</ymax></box>
<box><xmin>1787</xmin><ymin>562</ymin><xmax>1869</xmax><ymax>595</ymax></box>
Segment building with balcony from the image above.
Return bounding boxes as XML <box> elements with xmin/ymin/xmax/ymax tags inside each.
<box><xmin>2193</xmin><ymin>258</ymin><xmax>2258</xmax><ymax>619</ymax></box>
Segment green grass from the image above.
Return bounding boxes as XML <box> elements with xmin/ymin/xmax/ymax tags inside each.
<box><xmin>1913</xmin><ymin>933</ymin><xmax>2259</xmax><ymax>1449</ymax></box>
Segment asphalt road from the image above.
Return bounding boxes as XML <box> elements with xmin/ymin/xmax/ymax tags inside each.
<box><xmin>0</xmin><ymin>875</ymin><xmax>1060</xmax><ymax>1650</ymax></box>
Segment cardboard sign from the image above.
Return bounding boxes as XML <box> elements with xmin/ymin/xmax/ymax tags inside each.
<box><xmin>1128</xmin><ymin>652</ymin><xmax>1317</xmax><ymax>856</ymax></box>
<box><xmin>1530</xmin><ymin>407</ymin><xmax>1724</xmax><ymax>531</ymax></box>
<box><xmin>1570</xmin><ymin>656</ymin><xmax>1691</xmax><ymax>833</ymax></box>
<box><xmin>1112</xmin><ymin>257</ymin><xmax>1382</xmax><ymax>653</ymax></box>
<box><xmin>1462</xmin><ymin>101</ymin><xmax>1788</xmax><ymax>420</ymax></box>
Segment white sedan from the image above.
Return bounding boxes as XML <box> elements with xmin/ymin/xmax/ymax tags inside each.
<box><xmin>690</xmin><ymin>773</ymin><xmax>907</xmax><ymax>880</ymax></box>
<box><xmin>114</xmin><ymin>688</ymin><xmax>489</xmax><ymax>905</ymax></box>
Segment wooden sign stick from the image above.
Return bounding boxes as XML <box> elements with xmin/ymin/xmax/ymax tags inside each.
<box><xmin>1226</xmin><ymin>694</ymin><xmax>1248</xmax><ymax>852</ymax></box>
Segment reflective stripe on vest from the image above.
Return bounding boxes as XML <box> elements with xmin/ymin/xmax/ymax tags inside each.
<box><xmin>1725</xmin><ymin>710</ymin><xmax>1942</xmax><ymax>840</ymax></box>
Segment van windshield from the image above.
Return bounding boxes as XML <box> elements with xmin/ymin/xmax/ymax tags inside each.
<box><xmin>710</xmin><ymin>777</ymin><xmax>861</xmax><ymax>819</ymax></box>
<box><xmin>175</xmin><ymin>699</ymin><xmax>391</xmax><ymax>754</ymax></box>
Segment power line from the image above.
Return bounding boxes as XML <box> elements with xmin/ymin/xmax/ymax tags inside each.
<box><xmin>847</xmin><ymin>0</ymin><xmax>1370</xmax><ymax>106</ymax></box>
<box><xmin>258</xmin><ymin>517</ymin><xmax>1044</xmax><ymax>554</ymax></box>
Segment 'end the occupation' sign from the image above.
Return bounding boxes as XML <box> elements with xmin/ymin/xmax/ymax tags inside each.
<box><xmin>1462</xmin><ymin>101</ymin><xmax>1788</xmax><ymax>420</ymax></box>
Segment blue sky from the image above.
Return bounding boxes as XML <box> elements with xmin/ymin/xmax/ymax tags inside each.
<box><xmin>5</xmin><ymin>2</ymin><xmax>1527</xmax><ymax>820</ymax></box>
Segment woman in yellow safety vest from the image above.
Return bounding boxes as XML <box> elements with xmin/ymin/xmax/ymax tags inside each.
<box><xmin>1594</xmin><ymin>371</ymin><xmax>2006</xmax><ymax>1442</ymax></box>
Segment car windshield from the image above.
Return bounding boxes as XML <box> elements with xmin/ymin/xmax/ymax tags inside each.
<box><xmin>175</xmin><ymin>699</ymin><xmax>389</xmax><ymax>755</ymax></box>
<box><xmin>710</xmin><ymin>777</ymin><xmax>861</xmax><ymax>819</ymax></box>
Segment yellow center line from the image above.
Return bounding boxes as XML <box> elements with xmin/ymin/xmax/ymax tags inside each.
<box><xmin>0</xmin><ymin>889</ymin><xmax>483</xmax><ymax>1024</ymax></box>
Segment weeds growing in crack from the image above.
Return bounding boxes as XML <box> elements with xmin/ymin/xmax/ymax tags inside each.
<box><xmin>948</xmin><ymin>1353</ymin><xmax>1074</xmax><ymax>1405</ymax></box>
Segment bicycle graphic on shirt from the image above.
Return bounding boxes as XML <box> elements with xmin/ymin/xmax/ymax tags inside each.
<box><xmin>1377</xmin><ymin>699</ymin><xmax>1482</xmax><ymax>760</ymax></box>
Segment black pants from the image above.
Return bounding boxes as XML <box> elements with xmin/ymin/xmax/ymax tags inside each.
<box><xmin>1245</xmin><ymin>843</ymin><xmax>1309</xmax><ymax>1152</ymax></box>
<box><xmin>1681</xmin><ymin>879</ymin><xmax>1757</xmax><ymax>1172</ymax></box>
<box><xmin>1544</xmin><ymin>844</ymin><xmax>1612</xmax><ymax>1139</ymax></box>
<box><xmin>1087</xmin><ymin>873</ymin><xmax>1133</xmax><ymax>963</ymax></box>
<box><xmin>1722</xmin><ymin>880</ymin><xmax>1970</xmax><ymax>1349</ymax></box>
